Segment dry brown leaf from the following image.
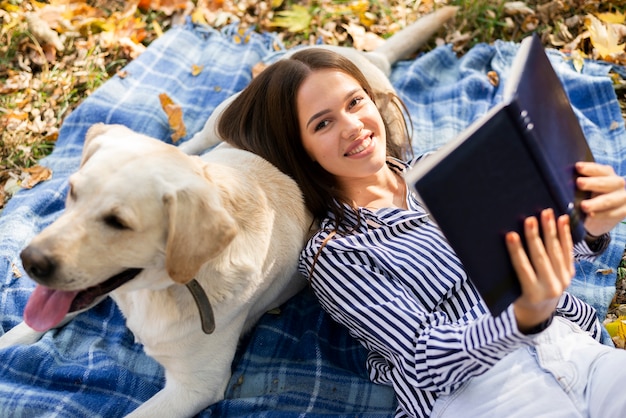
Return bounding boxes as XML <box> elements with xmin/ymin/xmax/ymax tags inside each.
<box><xmin>142</xmin><ymin>0</ymin><xmax>191</xmax><ymax>16</ymax></box>
<box><xmin>486</xmin><ymin>71</ymin><xmax>499</xmax><ymax>87</ymax></box>
<box><xmin>11</xmin><ymin>262</ymin><xmax>22</xmax><ymax>278</ymax></box>
<box><xmin>503</xmin><ymin>1</ymin><xmax>534</xmax><ymax>16</ymax></box>
<box><xmin>252</xmin><ymin>61</ymin><xmax>269</xmax><ymax>78</ymax></box>
<box><xmin>342</xmin><ymin>22</ymin><xmax>384</xmax><ymax>51</ymax></box>
<box><xmin>22</xmin><ymin>165</ymin><xmax>53</xmax><ymax>189</ymax></box>
<box><xmin>25</xmin><ymin>11</ymin><xmax>64</xmax><ymax>51</ymax></box>
<box><xmin>159</xmin><ymin>92</ymin><xmax>186</xmax><ymax>142</ymax></box>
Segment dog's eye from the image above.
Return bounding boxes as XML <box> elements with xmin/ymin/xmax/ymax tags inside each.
<box><xmin>103</xmin><ymin>214</ymin><xmax>129</xmax><ymax>230</ymax></box>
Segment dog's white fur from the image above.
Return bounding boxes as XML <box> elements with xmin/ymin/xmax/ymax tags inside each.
<box><xmin>0</xmin><ymin>7</ymin><xmax>457</xmax><ymax>417</ymax></box>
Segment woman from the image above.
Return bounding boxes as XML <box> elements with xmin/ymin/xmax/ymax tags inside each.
<box><xmin>217</xmin><ymin>48</ymin><xmax>626</xmax><ymax>417</ymax></box>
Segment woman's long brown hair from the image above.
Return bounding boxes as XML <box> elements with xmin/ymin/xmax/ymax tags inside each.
<box><xmin>218</xmin><ymin>48</ymin><xmax>412</xmax><ymax>231</ymax></box>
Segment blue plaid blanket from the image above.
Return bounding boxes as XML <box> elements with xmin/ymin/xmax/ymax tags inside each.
<box><xmin>1</xmin><ymin>21</ymin><xmax>625</xmax><ymax>417</ymax></box>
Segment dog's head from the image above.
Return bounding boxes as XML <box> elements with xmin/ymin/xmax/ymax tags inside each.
<box><xmin>20</xmin><ymin>123</ymin><xmax>237</xmax><ymax>331</ymax></box>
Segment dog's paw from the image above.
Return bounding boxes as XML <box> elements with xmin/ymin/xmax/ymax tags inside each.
<box><xmin>0</xmin><ymin>322</ymin><xmax>45</xmax><ymax>348</ymax></box>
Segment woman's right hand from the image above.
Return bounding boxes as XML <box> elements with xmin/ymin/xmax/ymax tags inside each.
<box><xmin>505</xmin><ymin>209</ymin><xmax>575</xmax><ymax>333</ymax></box>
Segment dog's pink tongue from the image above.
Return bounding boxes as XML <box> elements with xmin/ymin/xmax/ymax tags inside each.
<box><xmin>24</xmin><ymin>285</ymin><xmax>79</xmax><ymax>332</ymax></box>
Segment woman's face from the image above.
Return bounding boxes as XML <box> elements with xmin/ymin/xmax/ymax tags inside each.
<box><xmin>297</xmin><ymin>69</ymin><xmax>388</xmax><ymax>182</ymax></box>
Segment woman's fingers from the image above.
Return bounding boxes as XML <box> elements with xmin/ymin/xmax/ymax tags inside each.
<box><xmin>557</xmin><ymin>213</ymin><xmax>575</xmax><ymax>278</ymax></box>
<box><xmin>507</xmin><ymin>210</ymin><xmax>574</xmax><ymax>331</ymax></box>
<box><xmin>576</xmin><ymin>161</ymin><xmax>626</xmax><ymax>236</ymax></box>
<box><xmin>505</xmin><ymin>210</ymin><xmax>574</xmax><ymax>303</ymax></box>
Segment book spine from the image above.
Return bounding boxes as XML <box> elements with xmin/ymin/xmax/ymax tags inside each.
<box><xmin>505</xmin><ymin>102</ymin><xmax>586</xmax><ymax>242</ymax></box>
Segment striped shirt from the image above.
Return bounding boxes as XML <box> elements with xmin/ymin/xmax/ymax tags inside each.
<box><xmin>298</xmin><ymin>158</ymin><xmax>605</xmax><ymax>418</ymax></box>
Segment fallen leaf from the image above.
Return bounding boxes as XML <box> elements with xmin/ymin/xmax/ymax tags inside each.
<box><xmin>152</xmin><ymin>19</ymin><xmax>164</xmax><ymax>37</ymax></box>
<box><xmin>11</xmin><ymin>262</ymin><xmax>22</xmax><ymax>278</ymax></box>
<box><xmin>597</xmin><ymin>11</ymin><xmax>625</xmax><ymax>24</ymax></box>
<box><xmin>269</xmin><ymin>5</ymin><xmax>311</xmax><ymax>33</ymax></box>
<box><xmin>22</xmin><ymin>165</ymin><xmax>53</xmax><ymax>189</ymax></box>
<box><xmin>159</xmin><ymin>92</ymin><xmax>186</xmax><ymax>142</ymax></box>
<box><xmin>191</xmin><ymin>7</ymin><xmax>208</xmax><ymax>25</ymax></box>
<box><xmin>252</xmin><ymin>61</ymin><xmax>268</xmax><ymax>78</ymax></box>
<box><xmin>586</xmin><ymin>14</ymin><xmax>625</xmax><ymax>59</ymax></box>
<box><xmin>142</xmin><ymin>0</ymin><xmax>189</xmax><ymax>16</ymax></box>
<box><xmin>503</xmin><ymin>1</ymin><xmax>535</xmax><ymax>16</ymax></box>
<box><xmin>26</xmin><ymin>11</ymin><xmax>64</xmax><ymax>51</ymax></box>
<box><xmin>486</xmin><ymin>71</ymin><xmax>499</xmax><ymax>87</ymax></box>
<box><xmin>191</xmin><ymin>64</ymin><xmax>204</xmax><ymax>76</ymax></box>
<box><xmin>342</xmin><ymin>22</ymin><xmax>384</xmax><ymax>51</ymax></box>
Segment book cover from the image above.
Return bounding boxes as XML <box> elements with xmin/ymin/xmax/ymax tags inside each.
<box><xmin>405</xmin><ymin>34</ymin><xmax>594</xmax><ymax>316</ymax></box>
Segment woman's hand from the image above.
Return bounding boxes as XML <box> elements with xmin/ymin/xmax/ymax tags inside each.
<box><xmin>505</xmin><ymin>209</ymin><xmax>575</xmax><ymax>333</ymax></box>
<box><xmin>576</xmin><ymin>161</ymin><xmax>626</xmax><ymax>237</ymax></box>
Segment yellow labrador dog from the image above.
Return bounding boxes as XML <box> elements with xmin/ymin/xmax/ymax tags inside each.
<box><xmin>1</xmin><ymin>123</ymin><xmax>312</xmax><ymax>417</ymax></box>
<box><xmin>0</xmin><ymin>6</ymin><xmax>457</xmax><ymax>417</ymax></box>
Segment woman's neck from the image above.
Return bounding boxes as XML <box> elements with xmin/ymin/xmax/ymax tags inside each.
<box><xmin>339</xmin><ymin>165</ymin><xmax>407</xmax><ymax>210</ymax></box>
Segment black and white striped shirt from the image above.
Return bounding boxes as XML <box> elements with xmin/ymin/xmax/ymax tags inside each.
<box><xmin>298</xmin><ymin>158</ymin><xmax>604</xmax><ymax>418</ymax></box>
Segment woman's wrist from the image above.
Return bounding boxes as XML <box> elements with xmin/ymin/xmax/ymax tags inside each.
<box><xmin>513</xmin><ymin>301</ymin><xmax>557</xmax><ymax>334</ymax></box>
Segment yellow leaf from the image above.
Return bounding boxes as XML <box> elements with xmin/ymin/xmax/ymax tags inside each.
<box><xmin>566</xmin><ymin>49</ymin><xmax>587</xmax><ymax>73</ymax></box>
<box><xmin>191</xmin><ymin>64</ymin><xmax>204</xmax><ymax>76</ymax></box>
<box><xmin>0</xmin><ymin>1</ymin><xmax>20</xmax><ymax>12</ymax></box>
<box><xmin>159</xmin><ymin>93</ymin><xmax>187</xmax><ymax>142</ymax></box>
<box><xmin>269</xmin><ymin>5</ymin><xmax>311</xmax><ymax>33</ymax></box>
<box><xmin>605</xmin><ymin>316</ymin><xmax>626</xmax><ymax>338</ymax></box>
<box><xmin>152</xmin><ymin>19</ymin><xmax>164</xmax><ymax>37</ymax></box>
<box><xmin>586</xmin><ymin>14</ymin><xmax>625</xmax><ymax>58</ymax></box>
<box><xmin>191</xmin><ymin>8</ymin><xmax>208</xmax><ymax>25</ymax></box>
<box><xmin>597</xmin><ymin>11</ymin><xmax>625</xmax><ymax>24</ymax></box>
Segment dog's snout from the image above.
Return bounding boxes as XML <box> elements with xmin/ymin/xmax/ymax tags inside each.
<box><xmin>20</xmin><ymin>245</ymin><xmax>57</xmax><ymax>282</ymax></box>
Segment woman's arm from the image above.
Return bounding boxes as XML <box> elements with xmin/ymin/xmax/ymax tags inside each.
<box><xmin>299</xmin><ymin>233</ymin><xmax>532</xmax><ymax>396</ymax></box>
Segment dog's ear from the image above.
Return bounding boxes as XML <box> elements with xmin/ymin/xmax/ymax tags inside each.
<box><xmin>163</xmin><ymin>187</ymin><xmax>238</xmax><ymax>284</ymax></box>
<box><xmin>81</xmin><ymin>123</ymin><xmax>111</xmax><ymax>167</ymax></box>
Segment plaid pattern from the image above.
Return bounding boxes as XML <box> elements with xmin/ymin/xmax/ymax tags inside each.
<box><xmin>1</xmin><ymin>21</ymin><xmax>624</xmax><ymax>417</ymax></box>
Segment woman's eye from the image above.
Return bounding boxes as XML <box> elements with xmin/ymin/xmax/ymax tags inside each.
<box><xmin>349</xmin><ymin>96</ymin><xmax>364</xmax><ymax>109</ymax></box>
<box><xmin>314</xmin><ymin>120</ymin><xmax>329</xmax><ymax>132</ymax></box>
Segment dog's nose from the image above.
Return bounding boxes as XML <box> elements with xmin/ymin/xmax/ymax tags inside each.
<box><xmin>20</xmin><ymin>246</ymin><xmax>56</xmax><ymax>281</ymax></box>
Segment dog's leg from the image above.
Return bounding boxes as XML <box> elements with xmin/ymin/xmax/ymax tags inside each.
<box><xmin>0</xmin><ymin>304</ymin><xmax>96</xmax><ymax>349</ymax></box>
<box><xmin>124</xmin><ymin>316</ymin><xmax>247</xmax><ymax>418</ymax></box>
<box><xmin>364</xmin><ymin>6</ymin><xmax>458</xmax><ymax>76</ymax></box>
<box><xmin>0</xmin><ymin>322</ymin><xmax>46</xmax><ymax>348</ymax></box>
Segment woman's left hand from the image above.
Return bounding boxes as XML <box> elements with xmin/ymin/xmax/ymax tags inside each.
<box><xmin>576</xmin><ymin>161</ymin><xmax>626</xmax><ymax>237</ymax></box>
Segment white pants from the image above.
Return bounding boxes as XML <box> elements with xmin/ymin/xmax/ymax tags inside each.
<box><xmin>431</xmin><ymin>317</ymin><xmax>626</xmax><ymax>417</ymax></box>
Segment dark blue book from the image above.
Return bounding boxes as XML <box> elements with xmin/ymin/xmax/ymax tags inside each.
<box><xmin>405</xmin><ymin>34</ymin><xmax>594</xmax><ymax>316</ymax></box>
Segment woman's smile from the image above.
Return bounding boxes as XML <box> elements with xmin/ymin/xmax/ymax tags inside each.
<box><xmin>344</xmin><ymin>136</ymin><xmax>375</xmax><ymax>157</ymax></box>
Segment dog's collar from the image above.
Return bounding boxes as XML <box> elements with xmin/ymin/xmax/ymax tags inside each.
<box><xmin>185</xmin><ymin>279</ymin><xmax>215</xmax><ymax>334</ymax></box>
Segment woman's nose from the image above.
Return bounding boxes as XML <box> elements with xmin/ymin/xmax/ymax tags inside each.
<box><xmin>341</xmin><ymin>113</ymin><xmax>364</xmax><ymax>140</ymax></box>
